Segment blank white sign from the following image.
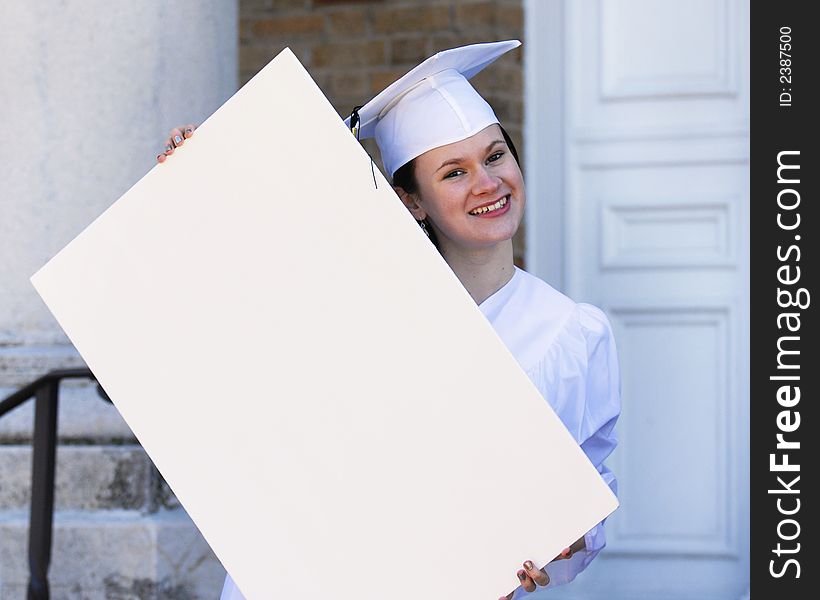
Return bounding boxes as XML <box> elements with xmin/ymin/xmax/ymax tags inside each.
<box><xmin>31</xmin><ymin>48</ymin><xmax>617</xmax><ymax>599</ymax></box>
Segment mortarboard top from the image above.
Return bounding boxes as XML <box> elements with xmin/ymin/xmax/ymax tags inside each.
<box><xmin>344</xmin><ymin>40</ymin><xmax>521</xmax><ymax>177</ymax></box>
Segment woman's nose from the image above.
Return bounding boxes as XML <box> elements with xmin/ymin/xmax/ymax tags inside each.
<box><xmin>472</xmin><ymin>165</ymin><xmax>500</xmax><ymax>195</ymax></box>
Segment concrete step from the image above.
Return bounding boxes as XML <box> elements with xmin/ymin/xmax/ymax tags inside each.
<box><xmin>0</xmin><ymin>508</ymin><xmax>226</xmax><ymax>600</ymax></box>
<box><xmin>0</xmin><ymin>342</ymin><xmax>135</xmax><ymax>443</ymax></box>
<box><xmin>0</xmin><ymin>344</ymin><xmax>83</xmax><ymax>389</ymax></box>
<box><xmin>0</xmin><ymin>445</ymin><xmax>153</xmax><ymax>512</ymax></box>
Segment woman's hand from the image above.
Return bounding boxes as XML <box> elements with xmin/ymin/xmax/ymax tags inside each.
<box><xmin>498</xmin><ymin>537</ymin><xmax>586</xmax><ymax>599</ymax></box>
<box><xmin>156</xmin><ymin>124</ymin><xmax>197</xmax><ymax>163</ymax></box>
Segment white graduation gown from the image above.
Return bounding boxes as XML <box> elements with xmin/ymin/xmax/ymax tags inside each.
<box><xmin>220</xmin><ymin>266</ymin><xmax>621</xmax><ymax>599</ymax></box>
<box><xmin>481</xmin><ymin>267</ymin><xmax>620</xmax><ymax>597</ymax></box>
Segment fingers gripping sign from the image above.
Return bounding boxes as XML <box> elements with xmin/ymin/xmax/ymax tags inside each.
<box><xmin>498</xmin><ymin>561</ymin><xmax>549</xmax><ymax>599</ymax></box>
<box><xmin>156</xmin><ymin>123</ymin><xmax>196</xmax><ymax>163</ymax></box>
<box><xmin>499</xmin><ymin>538</ymin><xmax>584</xmax><ymax>599</ymax></box>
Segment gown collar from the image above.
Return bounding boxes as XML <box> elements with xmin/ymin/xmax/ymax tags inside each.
<box><xmin>477</xmin><ymin>266</ymin><xmax>521</xmax><ymax>318</ymax></box>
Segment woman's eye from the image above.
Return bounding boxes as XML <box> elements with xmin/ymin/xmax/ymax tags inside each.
<box><xmin>444</xmin><ymin>169</ymin><xmax>464</xmax><ymax>179</ymax></box>
<box><xmin>487</xmin><ymin>151</ymin><xmax>504</xmax><ymax>163</ymax></box>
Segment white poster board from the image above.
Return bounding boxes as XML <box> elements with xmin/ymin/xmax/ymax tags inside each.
<box><xmin>31</xmin><ymin>48</ymin><xmax>617</xmax><ymax>599</ymax></box>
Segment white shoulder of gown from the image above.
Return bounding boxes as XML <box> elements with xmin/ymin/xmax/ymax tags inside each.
<box><xmin>479</xmin><ymin>267</ymin><xmax>620</xmax><ymax>458</ymax></box>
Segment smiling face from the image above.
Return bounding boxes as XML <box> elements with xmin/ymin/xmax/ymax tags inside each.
<box><xmin>395</xmin><ymin>124</ymin><xmax>525</xmax><ymax>254</ymax></box>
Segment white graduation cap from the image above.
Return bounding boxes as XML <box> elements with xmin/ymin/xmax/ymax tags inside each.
<box><xmin>344</xmin><ymin>40</ymin><xmax>521</xmax><ymax>178</ymax></box>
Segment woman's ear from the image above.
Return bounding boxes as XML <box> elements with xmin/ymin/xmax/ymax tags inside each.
<box><xmin>393</xmin><ymin>186</ymin><xmax>426</xmax><ymax>221</ymax></box>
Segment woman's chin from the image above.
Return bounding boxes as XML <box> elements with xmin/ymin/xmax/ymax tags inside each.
<box><xmin>449</xmin><ymin>232</ymin><xmax>518</xmax><ymax>253</ymax></box>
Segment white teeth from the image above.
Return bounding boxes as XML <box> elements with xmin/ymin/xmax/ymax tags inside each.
<box><xmin>470</xmin><ymin>196</ymin><xmax>508</xmax><ymax>215</ymax></box>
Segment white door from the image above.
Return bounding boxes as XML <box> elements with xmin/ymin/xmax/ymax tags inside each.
<box><xmin>525</xmin><ymin>1</ymin><xmax>749</xmax><ymax>598</ymax></box>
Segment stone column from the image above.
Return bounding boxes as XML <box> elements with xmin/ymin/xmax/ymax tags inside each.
<box><xmin>1</xmin><ymin>1</ymin><xmax>237</xmax><ymax>597</ymax></box>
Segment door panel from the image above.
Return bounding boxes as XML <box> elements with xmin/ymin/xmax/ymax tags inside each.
<box><xmin>525</xmin><ymin>0</ymin><xmax>749</xmax><ymax>597</ymax></box>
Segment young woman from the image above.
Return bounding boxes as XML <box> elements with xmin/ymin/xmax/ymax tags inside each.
<box><xmin>160</xmin><ymin>40</ymin><xmax>620</xmax><ymax>600</ymax></box>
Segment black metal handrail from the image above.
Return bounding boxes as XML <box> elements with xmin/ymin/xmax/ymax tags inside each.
<box><xmin>0</xmin><ymin>369</ymin><xmax>110</xmax><ymax>600</ymax></box>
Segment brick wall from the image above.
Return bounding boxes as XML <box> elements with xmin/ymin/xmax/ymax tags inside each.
<box><xmin>240</xmin><ymin>0</ymin><xmax>526</xmax><ymax>264</ymax></box>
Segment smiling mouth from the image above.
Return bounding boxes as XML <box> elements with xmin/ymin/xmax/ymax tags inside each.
<box><xmin>469</xmin><ymin>195</ymin><xmax>509</xmax><ymax>216</ymax></box>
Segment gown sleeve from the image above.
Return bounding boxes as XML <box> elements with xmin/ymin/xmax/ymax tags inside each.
<box><xmin>534</xmin><ymin>304</ymin><xmax>621</xmax><ymax>592</ymax></box>
<box><xmin>220</xmin><ymin>574</ymin><xmax>245</xmax><ymax>600</ymax></box>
